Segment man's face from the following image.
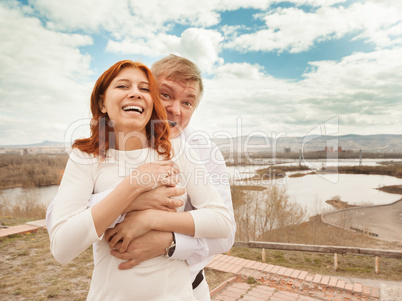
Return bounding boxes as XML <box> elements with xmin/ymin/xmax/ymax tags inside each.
<box><xmin>157</xmin><ymin>77</ymin><xmax>200</xmax><ymax>138</ymax></box>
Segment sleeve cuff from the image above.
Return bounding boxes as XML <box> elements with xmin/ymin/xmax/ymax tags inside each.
<box><xmin>169</xmin><ymin>232</ymin><xmax>198</xmax><ymax>261</ymax></box>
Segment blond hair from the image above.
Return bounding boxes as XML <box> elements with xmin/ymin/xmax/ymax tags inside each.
<box><xmin>151</xmin><ymin>55</ymin><xmax>204</xmax><ymax>106</ymax></box>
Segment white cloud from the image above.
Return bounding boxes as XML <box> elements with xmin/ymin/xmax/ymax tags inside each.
<box><xmin>0</xmin><ymin>2</ymin><xmax>93</xmax><ymax>145</ymax></box>
<box><xmin>30</xmin><ymin>0</ymin><xmax>221</xmax><ymax>38</ymax></box>
<box><xmin>213</xmin><ymin>63</ymin><xmax>266</xmax><ymax>79</ymax></box>
<box><xmin>107</xmin><ymin>28</ymin><xmax>224</xmax><ymax>73</ymax></box>
<box><xmin>31</xmin><ymin>0</ymin><xmax>115</xmax><ymax>32</ymax></box>
<box><xmin>191</xmin><ymin>45</ymin><xmax>402</xmax><ymax>137</ymax></box>
<box><xmin>31</xmin><ymin>0</ymin><xmax>226</xmax><ymax>71</ymax></box>
<box><xmin>293</xmin><ymin>48</ymin><xmax>402</xmax><ymax>132</ymax></box>
<box><xmin>225</xmin><ymin>1</ymin><xmax>402</xmax><ymax>53</ymax></box>
<box><xmin>216</xmin><ymin>0</ymin><xmax>274</xmax><ymax>11</ymax></box>
<box><xmin>352</xmin><ymin>1</ymin><xmax>402</xmax><ymax>48</ymax></box>
<box><xmin>106</xmin><ymin>35</ymin><xmax>174</xmax><ymax>57</ymax></box>
<box><xmin>174</xmin><ymin>28</ymin><xmax>224</xmax><ymax>72</ymax></box>
<box><xmin>1</xmin><ymin>0</ymin><xmax>401</xmax><ymax>145</ymax></box>
<box><xmin>191</xmin><ymin>62</ymin><xmax>303</xmax><ymax>137</ymax></box>
<box><xmin>215</xmin><ymin>0</ymin><xmax>346</xmax><ymax>11</ymax></box>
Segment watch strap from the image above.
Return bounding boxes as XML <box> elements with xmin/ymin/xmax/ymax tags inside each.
<box><xmin>164</xmin><ymin>232</ymin><xmax>176</xmax><ymax>258</ymax></box>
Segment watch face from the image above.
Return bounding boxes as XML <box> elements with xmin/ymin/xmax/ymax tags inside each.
<box><xmin>165</xmin><ymin>240</ymin><xmax>176</xmax><ymax>258</ymax></box>
<box><xmin>168</xmin><ymin>244</ymin><xmax>176</xmax><ymax>257</ymax></box>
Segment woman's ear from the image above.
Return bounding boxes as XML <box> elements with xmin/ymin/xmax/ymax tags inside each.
<box><xmin>99</xmin><ymin>97</ymin><xmax>107</xmax><ymax>114</ymax></box>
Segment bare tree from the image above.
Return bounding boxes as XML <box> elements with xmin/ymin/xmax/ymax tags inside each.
<box><xmin>232</xmin><ymin>184</ymin><xmax>306</xmax><ymax>241</ymax></box>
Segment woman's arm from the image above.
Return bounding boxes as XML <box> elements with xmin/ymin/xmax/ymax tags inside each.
<box><xmin>107</xmin><ymin>141</ymin><xmax>233</xmax><ymax>252</ymax></box>
<box><xmin>50</xmin><ymin>149</ymin><xmax>178</xmax><ymax>264</ymax></box>
<box><xmin>50</xmin><ymin>149</ymin><xmax>99</xmax><ymax>264</ymax></box>
<box><xmin>107</xmin><ymin>210</ymin><xmax>194</xmax><ymax>252</ymax></box>
<box><xmin>91</xmin><ymin>161</ymin><xmax>180</xmax><ymax>236</ymax></box>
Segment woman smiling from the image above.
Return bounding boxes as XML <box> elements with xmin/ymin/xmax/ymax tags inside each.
<box><xmin>49</xmin><ymin>60</ymin><xmax>233</xmax><ymax>300</ymax></box>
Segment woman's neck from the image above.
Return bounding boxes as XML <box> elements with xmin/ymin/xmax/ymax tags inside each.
<box><xmin>113</xmin><ymin>130</ymin><xmax>148</xmax><ymax>151</ymax></box>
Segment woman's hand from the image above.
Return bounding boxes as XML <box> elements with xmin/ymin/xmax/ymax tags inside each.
<box><xmin>106</xmin><ymin>210</ymin><xmax>153</xmax><ymax>252</ymax></box>
<box><xmin>123</xmin><ymin>186</ymin><xmax>185</xmax><ymax>213</ymax></box>
<box><xmin>130</xmin><ymin>161</ymin><xmax>180</xmax><ymax>192</ymax></box>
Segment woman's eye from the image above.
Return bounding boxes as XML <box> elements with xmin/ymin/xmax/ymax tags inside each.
<box><xmin>117</xmin><ymin>85</ymin><xmax>127</xmax><ymax>89</ymax></box>
<box><xmin>141</xmin><ymin>87</ymin><xmax>150</xmax><ymax>92</ymax></box>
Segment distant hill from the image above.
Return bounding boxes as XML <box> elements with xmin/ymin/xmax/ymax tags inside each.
<box><xmin>1</xmin><ymin>134</ymin><xmax>401</xmax><ymax>153</ymax></box>
<box><xmin>0</xmin><ymin>140</ymin><xmax>65</xmax><ymax>148</ymax></box>
<box><xmin>212</xmin><ymin>134</ymin><xmax>402</xmax><ymax>153</ymax></box>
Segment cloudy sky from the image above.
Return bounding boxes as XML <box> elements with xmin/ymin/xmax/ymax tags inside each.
<box><xmin>1</xmin><ymin>0</ymin><xmax>402</xmax><ymax>146</ymax></box>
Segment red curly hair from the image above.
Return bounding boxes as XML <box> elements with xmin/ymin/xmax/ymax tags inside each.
<box><xmin>73</xmin><ymin>60</ymin><xmax>172</xmax><ymax>159</ymax></box>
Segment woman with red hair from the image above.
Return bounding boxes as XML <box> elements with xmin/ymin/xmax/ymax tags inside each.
<box><xmin>49</xmin><ymin>60</ymin><xmax>232</xmax><ymax>300</ymax></box>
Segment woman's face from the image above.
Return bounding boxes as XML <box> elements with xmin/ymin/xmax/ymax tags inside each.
<box><xmin>101</xmin><ymin>67</ymin><xmax>153</xmax><ymax>137</ymax></box>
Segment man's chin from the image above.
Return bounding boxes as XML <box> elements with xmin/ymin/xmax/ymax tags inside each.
<box><xmin>170</xmin><ymin>127</ymin><xmax>181</xmax><ymax>139</ymax></box>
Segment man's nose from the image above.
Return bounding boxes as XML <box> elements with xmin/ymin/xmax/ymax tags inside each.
<box><xmin>167</xmin><ymin>100</ymin><xmax>181</xmax><ymax>115</ymax></box>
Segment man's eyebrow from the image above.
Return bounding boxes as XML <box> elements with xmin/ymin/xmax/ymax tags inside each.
<box><xmin>159</xmin><ymin>83</ymin><xmax>173</xmax><ymax>91</ymax></box>
<box><xmin>185</xmin><ymin>94</ymin><xmax>197</xmax><ymax>100</ymax></box>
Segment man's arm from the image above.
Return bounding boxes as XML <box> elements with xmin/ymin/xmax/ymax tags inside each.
<box><xmin>110</xmin><ymin>141</ymin><xmax>236</xmax><ymax>271</ymax></box>
<box><xmin>170</xmin><ymin>150</ymin><xmax>236</xmax><ymax>263</ymax></box>
<box><xmin>109</xmin><ymin>230</ymin><xmax>173</xmax><ymax>269</ymax></box>
<box><xmin>46</xmin><ymin>186</ymin><xmax>184</xmax><ymax>236</ymax></box>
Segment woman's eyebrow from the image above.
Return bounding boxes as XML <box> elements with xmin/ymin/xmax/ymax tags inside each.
<box><xmin>114</xmin><ymin>79</ymin><xmax>150</xmax><ymax>85</ymax></box>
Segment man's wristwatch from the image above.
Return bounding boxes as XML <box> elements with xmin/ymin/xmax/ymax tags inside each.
<box><xmin>164</xmin><ymin>232</ymin><xmax>176</xmax><ymax>258</ymax></box>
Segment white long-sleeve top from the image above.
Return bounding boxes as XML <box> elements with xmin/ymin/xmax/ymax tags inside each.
<box><xmin>49</xmin><ymin>138</ymin><xmax>232</xmax><ymax>300</ymax></box>
<box><xmin>46</xmin><ymin>126</ymin><xmax>237</xmax><ymax>282</ymax></box>
<box><xmin>171</xmin><ymin>126</ymin><xmax>236</xmax><ymax>281</ymax></box>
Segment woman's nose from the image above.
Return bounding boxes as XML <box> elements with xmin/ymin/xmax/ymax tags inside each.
<box><xmin>129</xmin><ymin>88</ymin><xmax>142</xmax><ymax>99</ymax></box>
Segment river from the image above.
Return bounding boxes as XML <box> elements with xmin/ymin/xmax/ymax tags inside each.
<box><xmin>1</xmin><ymin>159</ymin><xmax>401</xmax><ymax>216</ymax></box>
<box><xmin>228</xmin><ymin>158</ymin><xmax>402</xmax><ymax>215</ymax></box>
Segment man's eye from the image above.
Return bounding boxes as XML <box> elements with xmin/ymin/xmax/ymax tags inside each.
<box><xmin>161</xmin><ymin>93</ymin><xmax>170</xmax><ymax>99</ymax></box>
<box><xmin>183</xmin><ymin>102</ymin><xmax>192</xmax><ymax>107</ymax></box>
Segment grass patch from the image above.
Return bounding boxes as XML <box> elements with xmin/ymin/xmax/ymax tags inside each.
<box><xmin>0</xmin><ymin>192</ymin><xmax>47</xmax><ymax>224</ymax></box>
<box><xmin>230</xmin><ymin>247</ymin><xmax>402</xmax><ymax>281</ymax></box>
<box><xmin>377</xmin><ymin>185</ymin><xmax>402</xmax><ymax>195</ymax></box>
<box><xmin>0</xmin><ymin>153</ymin><xmax>67</xmax><ymax>189</ymax></box>
<box><xmin>0</xmin><ymin>229</ymin><xmax>93</xmax><ymax>300</ymax></box>
<box><xmin>204</xmin><ymin>269</ymin><xmax>234</xmax><ymax>291</ymax></box>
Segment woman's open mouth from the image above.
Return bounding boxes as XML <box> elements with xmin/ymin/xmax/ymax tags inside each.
<box><xmin>122</xmin><ymin>105</ymin><xmax>144</xmax><ymax>114</ymax></box>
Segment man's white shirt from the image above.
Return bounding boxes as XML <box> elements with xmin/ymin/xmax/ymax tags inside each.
<box><xmin>170</xmin><ymin>126</ymin><xmax>236</xmax><ymax>281</ymax></box>
<box><xmin>46</xmin><ymin>126</ymin><xmax>236</xmax><ymax>282</ymax></box>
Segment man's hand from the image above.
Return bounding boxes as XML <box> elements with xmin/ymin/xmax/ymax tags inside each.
<box><xmin>123</xmin><ymin>186</ymin><xmax>185</xmax><ymax>213</ymax></box>
<box><xmin>109</xmin><ymin>230</ymin><xmax>173</xmax><ymax>270</ymax></box>
<box><xmin>105</xmin><ymin>211</ymin><xmax>153</xmax><ymax>252</ymax></box>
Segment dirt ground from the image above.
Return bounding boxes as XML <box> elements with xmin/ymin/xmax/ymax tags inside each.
<box><xmin>0</xmin><ymin>229</ymin><xmax>233</xmax><ymax>300</ymax></box>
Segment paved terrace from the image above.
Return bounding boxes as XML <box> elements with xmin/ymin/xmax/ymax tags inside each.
<box><xmin>1</xmin><ymin>221</ymin><xmax>400</xmax><ymax>300</ymax></box>
<box><xmin>207</xmin><ymin>254</ymin><xmax>382</xmax><ymax>301</ymax></box>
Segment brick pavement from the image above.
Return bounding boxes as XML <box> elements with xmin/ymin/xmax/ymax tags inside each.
<box><xmin>0</xmin><ymin>223</ymin><xmax>41</xmax><ymax>238</ymax></box>
<box><xmin>208</xmin><ymin>254</ymin><xmax>380</xmax><ymax>301</ymax></box>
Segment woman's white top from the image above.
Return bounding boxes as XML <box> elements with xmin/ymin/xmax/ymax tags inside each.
<box><xmin>49</xmin><ymin>138</ymin><xmax>232</xmax><ymax>301</ymax></box>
